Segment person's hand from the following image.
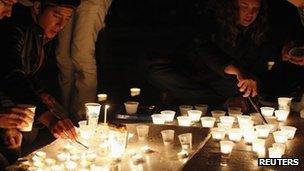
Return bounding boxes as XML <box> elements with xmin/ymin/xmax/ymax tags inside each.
<box><xmin>0</xmin><ymin>107</ymin><xmax>34</xmax><ymax>129</ymax></box>
<box><xmin>237</xmin><ymin>78</ymin><xmax>258</xmax><ymax>97</ymax></box>
<box><xmin>50</xmin><ymin>118</ymin><xmax>77</xmax><ymax>140</ymax></box>
<box><xmin>39</xmin><ymin>93</ymin><xmax>56</xmax><ymax>109</ymax></box>
<box><xmin>2</xmin><ymin>129</ymin><xmax>22</xmax><ymax>149</ymax></box>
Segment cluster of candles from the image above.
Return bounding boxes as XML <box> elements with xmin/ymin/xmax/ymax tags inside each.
<box><xmin>151</xmin><ymin>104</ymin><xmax>209</xmax><ymax>126</ymax></box>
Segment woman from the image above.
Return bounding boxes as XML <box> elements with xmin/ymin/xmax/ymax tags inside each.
<box><xmin>145</xmin><ymin>0</ymin><xmax>270</xmax><ymax>109</ymax></box>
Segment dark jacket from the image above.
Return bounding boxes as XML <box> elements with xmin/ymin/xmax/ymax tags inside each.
<box><xmin>0</xmin><ymin>5</ymin><xmax>49</xmax><ymax>119</ymax></box>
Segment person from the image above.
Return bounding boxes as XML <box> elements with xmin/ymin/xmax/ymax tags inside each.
<box><xmin>0</xmin><ymin>0</ymin><xmax>16</xmax><ymax>19</ymax></box>
<box><xmin>0</xmin><ymin>0</ymin><xmax>80</xmax><ymax>144</ymax></box>
<box><xmin>144</xmin><ymin>0</ymin><xmax>270</xmax><ymax>109</ymax></box>
<box><xmin>261</xmin><ymin>0</ymin><xmax>304</xmax><ymax>101</ymax></box>
<box><xmin>56</xmin><ymin>0</ymin><xmax>112</xmax><ymax>121</ymax></box>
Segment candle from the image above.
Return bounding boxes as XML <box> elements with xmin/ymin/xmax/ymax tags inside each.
<box><xmin>179</xmin><ymin>105</ymin><xmax>193</xmax><ymax>116</ymax></box>
<box><xmin>278</xmin><ymin>97</ymin><xmax>292</xmax><ymax>110</ymax></box>
<box><xmin>211</xmin><ymin>128</ymin><xmax>226</xmax><ymax>141</ymax></box>
<box><xmin>211</xmin><ymin>110</ymin><xmax>226</xmax><ymax>122</ymax></box>
<box><xmin>201</xmin><ymin>117</ymin><xmax>216</xmax><ymax>128</ymax></box>
<box><xmin>228</xmin><ymin>111</ymin><xmax>243</xmax><ymax>123</ymax></box>
<box><xmin>151</xmin><ymin>114</ymin><xmax>165</xmax><ymax>124</ymax></box>
<box><xmin>188</xmin><ymin>110</ymin><xmax>202</xmax><ymax>122</ymax></box>
<box><xmin>260</xmin><ymin>107</ymin><xmax>275</xmax><ymax>117</ymax></box>
<box><xmin>274</xmin><ymin>110</ymin><xmax>289</xmax><ymax>122</ymax></box>
<box><xmin>160</xmin><ymin>110</ymin><xmax>176</xmax><ymax>122</ymax></box>
<box><xmin>228</xmin><ymin>128</ymin><xmax>242</xmax><ymax>142</ymax></box>
<box><xmin>79</xmin><ymin>126</ymin><xmax>94</xmax><ymax>140</ymax></box>
<box><xmin>65</xmin><ymin>160</ymin><xmax>77</xmax><ymax>170</ymax></box>
<box><xmin>45</xmin><ymin>158</ymin><xmax>56</xmax><ymax>165</ymax></box>
<box><xmin>220</xmin><ymin>116</ymin><xmax>235</xmax><ymax>125</ymax></box>
<box><xmin>243</xmin><ymin>129</ymin><xmax>257</xmax><ymax>144</ymax></box>
<box><xmin>268</xmin><ymin>147</ymin><xmax>282</xmax><ymax>158</ymax></box>
<box><xmin>255</xmin><ymin>125</ymin><xmax>271</xmax><ymax>138</ymax></box>
<box><xmin>272</xmin><ymin>143</ymin><xmax>285</xmax><ymax>155</ymax></box>
<box><xmin>217</xmin><ymin>122</ymin><xmax>232</xmax><ymax>131</ymax></box>
<box><xmin>252</xmin><ymin>139</ymin><xmax>265</xmax><ymax>153</ymax></box>
<box><xmin>177</xmin><ymin>116</ymin><xmax>192</xmax><ymax>126</ymax></box>
<box><xmin>104</xmin><ymin>104</ymin><xmax>110</xmax><ymax>124</ymax></box>
<box><xmin>85</xmin><ymin>103</ymin><xmax>101</xmax><ymax>127</ymax></box>
<box><xmin>97</xmin><ymin>93</ymin><xmax>107</xmax><ymax>102</ymax></box>
<box><xmin>130</xmin><ymin>88</ymin><xmax>141</xmax><ymax>96</ymax></box>
<box><xmin>57</xmin><ymin>152</ymin><xmax>70</xmax><ymax>162</ymax></box>
<box><xmin>280</xmin><ymin>126</ymin><xmax>297</xmax><ymax>139</ymax></box>
<box><xmin>220</xmin><ymin>140</ymin><xmax>234</xmax><ymax>154</ymax></box>
<box><xmin>237</xmin><ymin>115</ymin><xmax>251</xmax><ymax>125</ymax></box>
<box><xmin>273</xmin><ymin>131</ymin><xmax>289</xmax><ymax>143</ymax></box>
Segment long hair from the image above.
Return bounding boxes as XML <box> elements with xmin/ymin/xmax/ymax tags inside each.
<box><xmin>207</xmin><ymin>0</ymin><xmax>268</xmax><ymax>46</ymax></box>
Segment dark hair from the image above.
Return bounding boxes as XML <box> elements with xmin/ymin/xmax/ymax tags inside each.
<box><xmin>207</xmin><ymin>0</ymin><xmax>268</xmax><ymax>46</ymax></box>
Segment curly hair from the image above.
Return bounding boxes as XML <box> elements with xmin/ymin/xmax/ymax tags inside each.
<box><xmin>207</xmin><ymin>0</ymin><xmax>268</xmax><ymax>46</ymax></box>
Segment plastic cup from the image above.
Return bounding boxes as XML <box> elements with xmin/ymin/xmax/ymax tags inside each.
<box><xmin>260</xmin><ymin>107</ymin><xmax>275</xmax><ymax>117</ymax></box>
<box><xmin>278</xmin><ymin>97</ymin><xmax>292</xmax><ymax>111</ymax></box>
<box><xmin>85</xmin><ymin>103</ymin><xmax>101</xmax><ymax>127</ymax></box>
<box><xmin>179</xmin><ymin>105</ymin><xmax>193</xmax><ymax>116</ymax></box>
<box><xmin>178</xmin><ymin>133</ymin><xmax>192</xmax><ymax>151</ymax></box>
<box><xmin>161</xmin><ymin>130</ymin><xmax>175</xmax><ymax>146</ymax></box>
<box><xmin>194</xmin><ymin>104</ymin><xmax>208</xmax><ymax>115</ymax></box>
<box><xmin>187</xmin><ymin>110</ymin><xmax>202</xmax><ymax>122</ymax></box>
<box><xmin>280</xmin><ymin>126</ymin><xmax>297</xmax><ymax>139</ymax></box>
<box><xmin>177</xmin><ymin>116</ymin><xmax>192</xmax><ymax>127</ymax></box>
<box><xmin>130</xmin><ymin>88</ymin><xmax>141</xmax><ymax>97</ymax></box>
<box><xmin>201</xmin><ymin>117</ymin><xmax>216</xmax><ymax>128</ymax></box>
<box><xmin>124</xmin><ymin>101</ymin><xmax>139</xmax><ymax>115</ymax></box>
<box><xmin>160</xmin><ymin>110</ymin><xmax>176</xmax><ymax>122</ymax></box>
<box><xmin>211</xmin><ymin>110</ymin><xmax>226</xmax><ymax>122</ymax></box>
<box><xmin>151</xmin><ymin>114</ymin><xmax>165</xmax><ymax>124</ymax></box>
<box><xmin>136</xmin><ymin>125</ymin><xmax>149</xmax><ymax>141</ymax></box>
<box><xmin>97</xmin><ymin>94</ymin><xmax>107</xmax><ymax>102</ymax></box>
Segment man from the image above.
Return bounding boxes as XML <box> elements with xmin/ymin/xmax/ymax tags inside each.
<box><xmin>0</xmin><ymin>0</ymin><xmax>80</xmax><ymax>144</ymax></box>
<box><xmin>0</xmin><ymin>0</ymin><xmax>16</xmax><ymax>19</ymax></box>
<box><xmin>56</xmin><ymin>0</ymin><xmax>112</xmax><ymax>121</ymax></box>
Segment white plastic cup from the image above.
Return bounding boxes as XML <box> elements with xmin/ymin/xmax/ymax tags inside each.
<box><xmin>179</xmin><ymin>105</ymin><xmax>193</xmax><ymax>116</ymax></box>
<box><xmin>255</xmin><ymin>125</ymin><xmax>271</xmax><ymax>138</ymax></box>
<box><xmin>124</xmin><ymin>101</ymin><xmax>139</xmax><ymax>115</ymax></box>
<box><xmin>17</xmin><ymin>104</ymin><xmax>36</xmax><ymax>132</ymax></box>
<box><xmin>201</xmin><ymin>117</ymin><xmax>216</xmax><ymax>128</ymax></box>
<box><xmin>194</xmin><ymin>104</ymin><xmax>208</xmax><ymax>115</ymax></box>
<box><xmin>260</xmin><ymin>107</ymin><xmax>275</xmax><ymax>117</ymax></box>
<box><xmin>228</xmin><ymin>128</ymin><xmax>242</xmax><ymax>142</ymax></box>
<box><xmin>160</xmin><ymin>110</ymin><xmax>176</xmax><ymax>122</ymax></box>
<box><xmin>97</xmin><ymin>94</ymin><xmax>108</xmax><ymax>102</ymax></box>
<box><xmin>177</xmin><ymin>116</ymin><xmax>192</xmax><ymax>127</ymax></box>
<box><xmin>187</xmin><ymin>110</ymin><xmax>202</xmax><ymax>122</ymax></box>
<box><xmin>130</xmin><ymin>88</ymin><xmax>141</xmax><ymax>97</ymax></box>
<box><xmin>274</xmin><ymin>110</ymin><xmax>289</xmax><ymax>122</ymax></box>
<box><xmin>151</xmin><ymin>114</ymin><xmax>165</xmax><ymax>124</ymax></box>
<box><xmin>278</xmin><ymin>97</ymin><xmax>292</xmax><ymax>111</ymax></box>
<box><xmin>279</xmin><ymin>126</ymin><xmax>297</xmax><ymax>139</ymax></box>
<box><xmin>136</xmin><ymin>125</ymin><xmax>149</xmax><ymax>141</ymax></box>
<box><xmin>85</xmin><ymin>103</ymin><xmax>101</xmax><ymax>127</ymax></box>
<box><xmin>161</xmin><ymin>130</ymin><xmax>175</xmax><ymax>146</ymax></box>
<box><xmin>211</xmin><ymin>128</ymin><xmax>226</xmax><ymax>141</ymax></box>
<box><xmin>178</xmin><ymin>133</ymin><xmax>192</xmax><ymax>151</ymax></box>
<box><xmin>211</xmin><ymin>110</ymin><xmax>226</xmax><ymax>122</ymax></box>
<box><xmin>273</xmin><ymin>131</ymin><xmax>289</xmax><ymax>143</ymax></box>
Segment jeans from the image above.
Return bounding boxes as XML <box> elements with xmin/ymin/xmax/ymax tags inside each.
<box><xmin>56</xmin><ymin>0</ymin><xmax>112</xmax><ymax>120</ymax></box>
<box><xmin>145</xmin><ymin>58</ymin><xmax>240</xmax><ymax>105</ymax></box>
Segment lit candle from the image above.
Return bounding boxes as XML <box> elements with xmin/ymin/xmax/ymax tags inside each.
<box><xmin>160</xmin><ymin>110</ymin><xmax>176</xmax><ymax>122</ymax></box>
<box><xmin>255</xmin><ymin>125</ymin><xmax>271</xmax><ymax>138</ymax></box>
<box><xmin>151</xmin><ymin>114</ymin><xmax>165</xmax><ymax>124</ymax></box>
<box><xmin>272</xmin><ymin>143</ymin><xmax>285</xmax><ymax>155</ymax></box>
<box><xmin>228</xmin><ymin>128</ymin><xmax>242</xmax><ymax>142</ymax></box>
<box><xmin>104</xmin><ymin>104</ymin><xmax>110</xmax><ymax>124</ymax></box>
<box><xmin>220</xmin><ymin>140</ymin><xmax>234</xmax><ymax>154</ymax></box>
<box><xmin>243</xmin><ymin>129</ymin><xmax>257</xmax><ymax>144</ymax></box>
<box><xmin>268</xmin><ymin>147</ymin><xmax>282</xmax><ymax>158</ymax></box>
<box><xmin>57</xmin><ymin>152</ymin><xmax>70</xmax><ymax>162</ymax></box>
<box><xmin>188</xmin><ymin>110</ymin><xmax>202</xmax><ymax>122</ymax></box>
<box><xmin>280</xmin><ymin>126</ymin><xmax>297</xmax><ymax>139</ymax></box>
<box><xmin>45</xmin><ymin>158</ymin><xmax>56</xmax><ymax>165</ymax></box>
<box><xmin>211</xmin><ymin>128</ymin><xmax>226</xmax><ymax>141</ymax></box>
<box><xmin>220</xmin><ymin>116</ymin><xmax>235</xmax><ymax>125</ymax></box>
<box><xmin>237</xmin><ymin>115</ymin><xmax>252</xmax><ymax>125</ymax></box>
<box><xmin>217</xmin><ymin>122</ymin><xmax>232</xmax><ymax>131</ymax></box>
<box><xmin>211</xmin><ymin>110</ymin><xmax>226</xmax><ymax>122</ymax></box>
<box><xmin>51</xmin><ymin>164</ymin><xmax>63</xmax><ymax>171</ymax></box>
<box><xmin>65</xmin><ymin>160</ymin><xmax>77</xmax><ymax>170</ymax></box>
<box><xmin>252</xmin><ymin>139</ymin><xmax>265</xmax><ymax>153</ymax></box>
<box><xmin>273</xmin><ymin>131</ymin><xmax>289</xmax><ymax>143</ymax></box>
<box><xmin>260</xmin><ymin>107</ymin><xmax>275</xmax><ymax>117</ymax></box>
<box><xmin>177</xmin><ymin>116</ymin><xmax>192</xmax><ymax>126</ymax></box>
<box><xmin>201</xmin><ymin>117</ymin><xmax>216</xmax><ymax>128</ymax></box>
<box><xmin>274</xmin><ymin>110</ymin><xmax>289</xmax><ymax>122</ymax></box>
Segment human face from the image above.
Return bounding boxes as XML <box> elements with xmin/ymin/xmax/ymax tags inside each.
<box><xmin>0</xmin><ymin>0</ymin><xmax>16</xmax><ymax>19</ymax></box>
<box><xmin>38</xmin><ymin>6</ymin><xmax>73</xmax><ymax>39</ymax></box>
<box><xmin>288</xmin><ymin>0</ymin><xmax>304</xmax><ymax>9</ymax></box>
<box><xmin>238</xmin><ymin>0</ymin><xmax>261</xmax><ymax>27</ymax></box>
